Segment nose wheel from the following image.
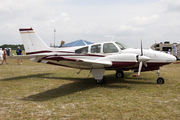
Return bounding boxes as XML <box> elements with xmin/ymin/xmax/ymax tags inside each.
<box><xmin>156</xmin><ymin>70</ymin><xmax>164</xmax><ymax>84</ymax></box>
<box><xmin>157</xmin><ymin>77</ymin><xmax>164</xmax><ymax>84</ymax></box>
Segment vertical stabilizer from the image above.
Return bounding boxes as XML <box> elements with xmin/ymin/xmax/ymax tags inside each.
<box><xmin>19</xmin><ymin>28</ymin><xmax>50</xmax><ymax>54</ymax></box>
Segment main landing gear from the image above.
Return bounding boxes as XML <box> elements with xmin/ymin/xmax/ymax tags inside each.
<box><xmin>94</xmin><ymin>70</ymin><xmax>124</xmax><ymax>84</ymax></box>
<box><xmin>91</xmin><ymin>69</ymin><xmax>106</xmax><ymax>84</ymax></box>
<box><xmin>156</xmin><ymin>70</ymin><xmax>164</xmax><ymax>84</ymax></box>
<box><xmin>95</xmin><ymin>76</ymin><xmax>106</xmax><ymax>84</ymax></box>
<box><xmin>115</xmin><ymin>70</ymin><xmax>124</xmax><ymax>78</ymax></box>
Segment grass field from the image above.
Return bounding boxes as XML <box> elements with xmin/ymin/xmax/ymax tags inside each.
<box><xmin>0</xmin><ymin>53</ymin><xmax>180</xmax><ymax>119</ymax></box>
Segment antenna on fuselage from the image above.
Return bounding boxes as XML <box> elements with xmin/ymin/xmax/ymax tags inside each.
<box><xmin>110</xmin><ymin>36</ymin><xmax>115</xmax><ymax>41</ymax></box>
<box><xmin>105</xmin><ymin>36</ymin><xmax>115</xmax><ymax>41</ymax></box>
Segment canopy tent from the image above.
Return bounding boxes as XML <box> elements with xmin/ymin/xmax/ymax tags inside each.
<box><xmin>62</xmin><ymin>39</ymin><xmax>93</xmax><ymax>47</ymax></box>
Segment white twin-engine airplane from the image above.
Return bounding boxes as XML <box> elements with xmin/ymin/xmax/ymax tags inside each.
<box><xmin>14</xmin><ymin>28</ymin><xmax>176</xmax><ymax>84</ymax></box>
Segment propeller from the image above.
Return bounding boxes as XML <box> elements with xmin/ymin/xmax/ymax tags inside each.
<box><xmin>137</xmin><ymin>39</ymin><xmax>150</xmax><ymax>76</ymax></box>
<box><xmin>138</xmin><ymin>61</ymin><xmax>143</xmax><ymax>76</ymax></box>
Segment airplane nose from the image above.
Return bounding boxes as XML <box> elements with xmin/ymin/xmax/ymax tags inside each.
<box><xmin>166</xmin><ymin>55</ymin><xmax>177</xmax><ymax>63</ymax></box>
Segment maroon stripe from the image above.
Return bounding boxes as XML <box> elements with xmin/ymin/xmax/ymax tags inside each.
<box><xmin>146</xmin><ymin>62</ymin><xmax>171</xmax><ymax>66</ymax></box>
<box><xmin>26</xmin><ymin>51</ymin><xmax>75</xmax><ymax>55</ymax></box>
<box><xmin>43</xmin><ymin>56</ymin><xmax>83</xmax><ymax>62</ymax></box>
<box><xmin>19</xmin><ymin>28</ymin><xmax>33</xmax><ymax>31</ymax></box>
<box><xmin>112</xmin><ymin>61</ymin><xmax>137</xmax><ymax>68</ymax></box>
<box><xmin>111</xmin><ymin>62</ymin><xmax>172</xmax><ymax>70</ymax></box>
<box><xmin>26</xmin><ymin>51</ymin><xmax>105</xmax><ymax>57</ymax></box>
<box><xmin>26</xmin><ymin>51</ymin><xmax>53</xmax><ymax>55</ymax></box>
<box><xmin>61</xmin><ymin>54</ymin><xmax>105</xmax><ymax>57</ymax></box>
<box><xmin>46</xmin><ymin>62</ymin><xmax>77</xmax><ymax>68</ymax></box>
<box><xmin>134</xmin><ymin>67</ymin><xmax>160</xmax><ymax>72</ymax></box>
<box><xmin>62</xmin><ymin>58</ymin><xmax>83</xmax><ymax>62</ymax></box>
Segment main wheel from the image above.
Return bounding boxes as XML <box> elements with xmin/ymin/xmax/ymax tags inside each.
<box><xmin>116</xmin><ymin>71</ymin><xmax>124</xmax><ymax>78</ymax></box>
<box><xmin>96</xmin><ymin>76</ymin><xmax>106</xmax><ymax>84</ymax></box>
<box><xmin>157</xmin><ymin>77</ymin><xmax>164</xmax><ymax>84</ymax></box>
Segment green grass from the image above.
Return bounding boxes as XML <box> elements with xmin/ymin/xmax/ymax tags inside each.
<box><xmin>0</xmin><ymin>57</ymin><xmax>180</xmax><ymax>119</ymax></box>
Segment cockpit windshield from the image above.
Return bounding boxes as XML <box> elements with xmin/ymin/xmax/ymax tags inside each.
<box><xmin>115</xmin><ymin>42</ymin><xmax>130</xmax><ymax>50</ymax></box>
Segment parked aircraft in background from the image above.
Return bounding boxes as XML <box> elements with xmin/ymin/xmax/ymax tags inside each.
<box><xmin>11</xmin><ymin>28</ymin><xmax>176</xmax><ymax>84</ymax></box>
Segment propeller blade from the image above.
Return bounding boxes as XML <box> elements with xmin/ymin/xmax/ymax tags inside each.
<box><xmin>141</xmin><ymin>38</ymin><xmax>143</xmax><ymax>56</ymax></box>
<box><xmin>137</xmin><ymin>39</ymin><xmax>149</xmax><ymax>76</ymax></box>
<box><xmin>138</xmin><ymin>61</ymin><xmax>143</xmax><ymax>76</ymax></box>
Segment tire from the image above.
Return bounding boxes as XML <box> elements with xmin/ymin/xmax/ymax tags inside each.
<box><xmin>116</xmin><ymin>71</ymin><xmax>124</xmax><ymax>78</ymax></box>
<box><xmin>96</xmin><ymin>76</ymin><xmax>106</xmax><ymax>84</ymax></box>
<box><xmin>157</xmin><ymin>77</ymin><xmax>164</xmax><ymax>84</ymax></box>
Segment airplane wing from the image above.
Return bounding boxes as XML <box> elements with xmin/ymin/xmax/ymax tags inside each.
<box><xmin>44</xmin><ymin>56</ymin><xmax>112</xmax><ymax>69</ymax></box>
<box><xmin>8</xmin><ymin>54</ymin><xmax>112</xmax><ymax>69</ymax></box>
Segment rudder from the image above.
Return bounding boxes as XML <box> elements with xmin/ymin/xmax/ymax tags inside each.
<box><xmin>19</xmin><ymin>28</ymin><xmax>50</xmax><ymax>54</ymax></box>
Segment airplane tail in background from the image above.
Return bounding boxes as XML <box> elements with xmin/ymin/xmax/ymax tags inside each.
<box><xmin>19</xmin><ymin>28</ymin><xmax>50</xmax><ymax>55</ymax></box>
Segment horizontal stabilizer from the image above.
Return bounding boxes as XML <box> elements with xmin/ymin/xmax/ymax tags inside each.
<box><xmin>8</xmin><ymin>54</ymin><xmax>47</xmax><ymax>60</ymax></box>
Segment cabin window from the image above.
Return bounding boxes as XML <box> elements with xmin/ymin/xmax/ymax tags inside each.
<box><xmin>103</xmin><ymin>43</ymin><xmax>119</xmax><ymax>53</ymax></box>
<box><xmin>75</xmin><ymin>47</ymin><xmax>88</xmax><ymax>54</ymax></box>
<box><xmin>91</xmin><ymin>44</ymin><xmax>101</xmax><ymax>53</ymax></box>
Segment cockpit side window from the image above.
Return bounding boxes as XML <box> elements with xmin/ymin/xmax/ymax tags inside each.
<box><xmin>91</xmin><ymin>44</ymin><xmax>101</xmax><ymax>53</ymax></box>
<box><xmin>115</xmin><ymin>42</ymin><xmax>129</xmax><ymax>50</ymax></box>
<box><xmin>75</xmin><ymin>47</ymin><xmax>88</xmax><ymax>54</ymax></box>
<box><xmin>103</xmin><ymin>43</ymin><xmax>119</xmax><ymax>53</ymax></box>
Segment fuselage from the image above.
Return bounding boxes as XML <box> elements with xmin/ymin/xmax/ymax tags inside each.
<box><xmin>26</xmin><ymin>41</ymin><xmax>176</xmax><ymax>71</ymax></box>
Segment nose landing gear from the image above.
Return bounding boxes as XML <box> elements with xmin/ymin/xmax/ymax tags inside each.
<box><xmin>157</xmin><ymin>70</ymin><xmax>164</xmax><ymax>84</ymax></box>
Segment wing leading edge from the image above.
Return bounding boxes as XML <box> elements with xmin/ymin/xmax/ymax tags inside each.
<box><xmin>42</xmin><ymin>56</ymin><xmax>112</xmax><ymax>69</ymax></box>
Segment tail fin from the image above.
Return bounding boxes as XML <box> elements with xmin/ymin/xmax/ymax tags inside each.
<box><xmin>19</xmin><ymin>28</ymin><xmax>50</xmax><ymax>54</ymax></box>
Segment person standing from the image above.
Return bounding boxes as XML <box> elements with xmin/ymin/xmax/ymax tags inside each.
<box><xmin>2</xmin><ymin>48</ymin><xmax>8</xmax><ymax>65</ymax></box>
<box><xmin>0</xmin><ymin>48</ymin><xmax>3</xmax><ymax>64</ymax></box>
<box><xmin>16</xmin><ymin>46</ymin><xmax>23</xmax><ymax>65</ymax></box>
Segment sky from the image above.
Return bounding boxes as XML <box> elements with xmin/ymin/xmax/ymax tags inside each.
<box><xmin>0</xmin><ymin>0</ymin><xmax>180</xmax><ymax>48</ymax></box>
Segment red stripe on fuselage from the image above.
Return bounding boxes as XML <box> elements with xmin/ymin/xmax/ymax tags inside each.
<box><xmin>43</xmin><ymin>56</ymin><xmax>83</xmax><ymax>62</ymax></box>
<box><xmin>26</xmin><ymin>51</ymin><xmax>105</xmax><ymax>57</ymax></box>
<box><xmin>111</xmin><ymin>61</ymin><xmax>172</xmax><ymax>70</ymax></box>
<box><xmin>26</xmin><ymin>51</ymin><xmax>54</xmax><ymax>55</ymax></box>
<box><xmin>112</xmin><ymin>61</ymin><xmax>137</xmax><ymax>68</ymax></box>
<box><xmin>26</xmin><ymin>51</ymin><xmax>75</xmax><ymax>55</ymax></box>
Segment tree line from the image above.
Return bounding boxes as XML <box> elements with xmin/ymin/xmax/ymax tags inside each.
<box><xmin>0</xmin><ymin>44</ymin><xmax>24</xmax><ymax>50</ymax></box>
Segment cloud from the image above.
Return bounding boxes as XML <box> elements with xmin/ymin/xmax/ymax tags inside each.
<box><xmin>130</xmin><ymin>15</ymin><xmax>159</xmax><ymax>27</ymax></box>
<box><xmin>160</xmin><ymin>0</ymin><xmax>180</xmax><ymax>12</ymax></box>
<box><xmin>0</xmin><ymin>0</ymin><xmax>180</xmax><ymax>48</ymax></box>
<box><xmin>116</xmin><ymin>24</ymin><xmax>144</xmax><ymax>32</ymax></box>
